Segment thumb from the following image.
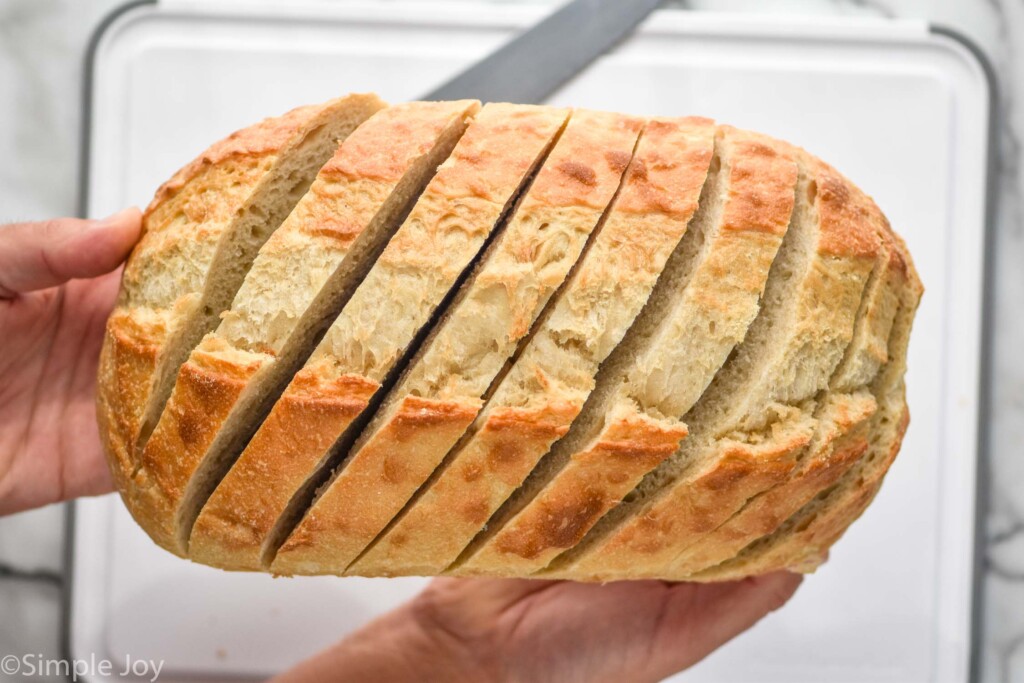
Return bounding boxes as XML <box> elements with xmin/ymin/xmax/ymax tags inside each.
<box><xmin>0</xmin><ymin>207</ymin><xmax>142</xmax><ymax>298</ymax></box>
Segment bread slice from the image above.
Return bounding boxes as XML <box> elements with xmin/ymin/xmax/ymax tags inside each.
<box><xmin>688</xmin><ymin>242</ymin><xmax>921</xmax><ymax>580</ymax></box>
<box><xmin>445</xmin><ymin>126</ymin><xmax>802</xmax><ymax>577</ymax></box>
<box><xmin>128</xmin><ymin>101</ymin><xmax>479</xmax><ymax>554</ymax></box>
<box><xmin>542</xmin><ymin>151</ymin><xmax>881</xmax><ymax>581</ymax></box>
<box><xmin>186</xmin><ymin>104</ymin><xmax>570</xmax><ymax>570</ymax></box>
<box><xmin>272</xmin><ymin>109</ymin><xmax>645</xmax><ymax>576</ymax></box>
<box><xmin>96</xmin><ymin>94</ymin><xmax>385</xmax><ymax>499</ymax></box>
<box><xmin>665</xmin><ymin>223</ymin><xmax>903</xmax><ymax>576</ymax></box>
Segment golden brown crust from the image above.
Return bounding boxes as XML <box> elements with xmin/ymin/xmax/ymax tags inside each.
<box><xmin>801</xmin><ymin>407</ymin><xmax>910</xmax><ymax>553</ymax></box>
<box><xmin>428</xmin><ymin>103</ymin><xmax>571</xmax><ymax>203</ymax></box>
<box><xmin>545</xmin><ymin>411</ymin><xmax>816</xmax><ymax>581</ymax></box>
<box><xmin>523</xmin><ymin>112</ymin><xmax>642</xmax><ymax>210</ymax></box>
<box><xmin>612</xmin><ymin>117</ymin><xmax>714</xmax><ymax>218</ymax></box>
<box><xmin>270</xmin><ymin>395</ymin><xmax>482</xmax><ymax>575</ymax></box>
<box><xmin>187</xmin><ymin>368</ymin><xmax>378</xmax><ymax>569</ymax></box>
<box><xmin>454</xmin><ymin>409</ymin><xmax>688</xmax><ymax>576</ymax></box>
<box><xmin>143</xmin><ymin>101</ymin><xmax>334</xmax><ymax>218</ymax></box>
<box><xmin>319</xmin><ymin>101</ymin><xmax>474</xmax><ymax>183</ymax></box>
<box><xmin>347</xmin><ymin>401</ymin><xmax>582</xmax><ymax>577</ymax></box>
<box><xmin>718</xmin><ymin>126</ymin><xmax>800</xmax><ymax>237</ymax></box>
<box><xmin>692</xmin><ymin>406</ymin><xmax>909</xmax><ymax>581</ymax></box>
<box><xmin>105</xmin><ymin>95</ymin><xmax>386</xmax><ymax>546</ymax></box>
<box><xmin>130</xmin><ymin>348</ymin><xmax>260</xmax><ymax>552</ymax></box>
<box><xmin>666</xmin><ymin>391</ymin><xmax>877</xmax><ymax>576</ymax></box>
<box><xmin>808</xmin><ymin>155</ymin><xmax>887</xmax><ymax>260</ymax></box>
<box><xmin>96</xmin><ymin>313</ymin><xmax>164</xmax><ymax>493</ymax></box>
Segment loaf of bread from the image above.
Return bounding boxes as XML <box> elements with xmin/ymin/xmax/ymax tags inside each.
<box><xmin>98</xmin><ymin>94</ymin><xmax>922</xmax><ymax>582</ymax></box>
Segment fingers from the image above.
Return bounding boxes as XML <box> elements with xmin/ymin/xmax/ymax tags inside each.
<box><xmin>655</xmin><ymin>571</ymin><xmax>803</xmax><ymax>676</ymax></box>
<box><xmin>0</xmin><ymin>208</ymin><xmax>142</xmax><ymax>298</ymax></box>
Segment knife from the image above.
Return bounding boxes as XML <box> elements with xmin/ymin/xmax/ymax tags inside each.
<box><xmin>423</xmin><ymin>0</ymin><xmax>664</xmax><ymax>104</ymax></box>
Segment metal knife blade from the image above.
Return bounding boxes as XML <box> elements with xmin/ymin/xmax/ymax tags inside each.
<box><xmin>423</xmin><ymin>0</ymin><xmax>663</xmax><ymax>104</ymax></box>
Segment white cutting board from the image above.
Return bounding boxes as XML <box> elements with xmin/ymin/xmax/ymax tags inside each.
<box><xmin>72</xmin><ymin>2</ymin><xmax>991</xmax><ymax>681</ymax></box>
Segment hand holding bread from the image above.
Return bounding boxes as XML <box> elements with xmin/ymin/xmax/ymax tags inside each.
<box><xmin>0</xmin><ymin>209</ymin><xmax>141</xmax><ymax>515</ymax></box>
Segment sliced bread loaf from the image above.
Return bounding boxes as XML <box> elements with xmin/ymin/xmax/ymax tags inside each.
<box><xmin>97</xmin><ymin>97</ymin><xmax>922</xmax><ymax>582</ymax></box>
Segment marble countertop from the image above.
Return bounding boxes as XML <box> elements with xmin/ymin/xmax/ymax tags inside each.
<box><xmin>0</xmin><ymin>0</ymin><xmax>1020</xmax><ymax>681</ymax></box>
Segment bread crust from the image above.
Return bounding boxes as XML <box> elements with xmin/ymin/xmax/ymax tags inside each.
<box><xmin>142</xmin><ymin>102</ymin><xmax>351</xmax><ymax>218</ymax></box>
<box><xmin>457</xmin><ymin>406</ymin><xmax>687</xmax><ymax>574</ymax></box>
<box><xmin>692</xmin><ymin>404</ymin><xmax>910</xmax><ymax>580</ymax></box>
<box><xmin>189</xmin><ymin>104</ymin><xmax>570</xmax><ymax>571</ymax></box>
<box><xmin>539</xmin><ymin>410</ymin><xmax>818</xmax><ymax>582</ymax></box>
<box><xmin>665</xmin><ymin>390</ymin><xmax>877</xmax><ymax>576</ymax></box>
<box><xmin>99</xmin><ymin>105</ymin><xmax>322</xmax><ymax>494</ymax></box>
<box><xmin>188</xmin><ymin>369</ymin><xmax>378</xmax><ymax>558</ymax></box>
<box><xmin>131</xmin><ymin>345</ymin><xmax>261</xmax><ymax>552</ymax></box>
<box><xmin>97</xmin><ymin>311</ymin><xmax>164</xmax><ymax>495</ymax></box>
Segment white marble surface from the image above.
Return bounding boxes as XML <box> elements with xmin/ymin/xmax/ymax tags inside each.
<box><xmin>0</xmin><ymin>0</ymin><xmax>1020</xmax><ymax>681</ymax></box>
